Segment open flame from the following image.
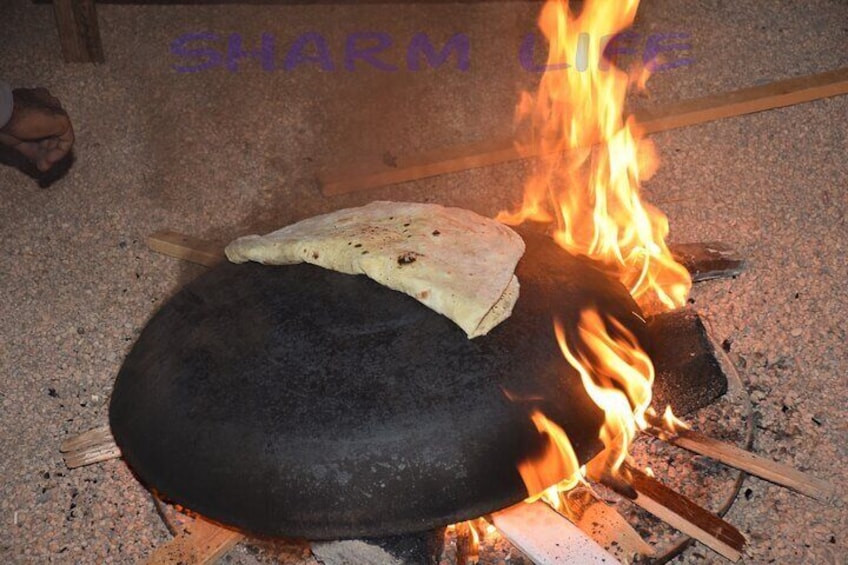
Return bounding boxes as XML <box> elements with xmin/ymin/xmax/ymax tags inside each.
<box><xmin>517</xmin><ymin>410</ymin><xmax>584</xmax><ymax>504</ymax></box>
<box><xmin>502</xmin><ymin>0</ymin><xmax>693</xmax><ymax>501</ymax></box>
<box><xmin>498</xmin><ymin>0</ymin><xmax>691</xmax><ymax>313</ymax></box>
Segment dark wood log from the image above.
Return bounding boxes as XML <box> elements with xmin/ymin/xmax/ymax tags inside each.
<box><xmin>611</xmin><ymin>464</ymin><xmax>746</xmax><ymax>562</ymax></box>
<box><xmin>589</xmin><ymin>462</ymin><xmax>745</xmax><ymax>562</ymax></box>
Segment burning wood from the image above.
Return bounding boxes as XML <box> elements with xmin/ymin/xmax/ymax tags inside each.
<box><xmin>490</xmin><ymin>501</ymin><xmax>620</xmax><ymax>564</ymax></box>
<box><xmin>596</xmin><ymin>463</ymin><xmax>746</xmax><ymax>562</ymax></box>
<box><xmin>549</xmin><ymin>485</ymin><xmax>654</xmax><ymax>560</ymax></box>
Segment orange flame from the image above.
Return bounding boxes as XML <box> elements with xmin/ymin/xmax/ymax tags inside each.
<box><xmin>556</xmin><ymin>310</ymin><xmax>654</xmax><ymax>475</ymax></box>
<box><xmin>517</xmin><ymin>410</ymin><xmax>584</xmax><ymax>503</ymax></box>
<box><xmin>509</xmin><ymin>0</ymin><xmax>693</xmax><ymax>502</ymax></box>
<box><xmin>660</xmin><ymin>404</ymin><xmax>690</xmax><ymax>433</ymax></box>
<box><xmin>498</xmin><ymin>0</ymin><xmax>691</xmax><ymax>312</ymax></box>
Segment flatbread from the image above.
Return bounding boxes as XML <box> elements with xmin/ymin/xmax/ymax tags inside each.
<box><xmin>225</xmin><ymin>201</ymin><xmax>525</xmax><ymax>338</ymax></box>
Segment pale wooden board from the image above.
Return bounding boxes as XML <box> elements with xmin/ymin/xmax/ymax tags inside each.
<box><xmin>144</xmin><ymin>517</ymin><xmax>244</xmax><ymax>565</ymax></box>
<box><xmin>490</xmin><ymin>501</ymin><xmax>620</xmax><ymax>565</ymax></box>
<box><xmin>653</xmin><ymin>425</ymin><xmax>835</xmax><ymax>502</ymax></box>
<box><xmin>146</xmin><ymin>230</ymin><xmax>224</xmax><ymax>268</ymax></box>
<box><xmin>621</xmin><ymin>464</ymin><xmax>745</xmax><ymax>563</ymax></box>
<box><xmin>318</xmin><ymin>67</ymin><xmax>848</xmax><ymax>195</ymax></box>
<box><xmin>60</xmin><ymin>424</ymin><xmax>121</xmax><ymax>469</ymax></box>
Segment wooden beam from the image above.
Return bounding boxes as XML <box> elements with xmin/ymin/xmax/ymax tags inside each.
<box><xmin>146</xmin><ymin>230</ymin><xmax>224</xmax><ymax>268</ymax></box>
<box><xmin>490</xmin><ymin>501</ymin><xmax>621</xmax><ymax>564</ymax></box>
<box><xmin>644</xmin><ymin>417</ymin><xmax>836</xmax><ymax>503</ymax></box>
<box><xmin>318</xmin><ymin>67</ymin><xmax>848</xmax><ymax>195</ymax></box>
<box><xmin>597</xmin><ymin>464</ymin><xmax>746</xmax><ymax>562</ymax></box>
<box><xmin>52</xmin><ymin>0</ymin><xmax>104</xmax><ymax>63</ymax></box>
<box><xmin>144</xmin><ymin>516</ymin><xmax>244</xmax><ymax>565</ymax></box>
<box><xmin>60</xmin><ymin>424</ymin><xmax>121</xmax><ymax>468</ymax></box>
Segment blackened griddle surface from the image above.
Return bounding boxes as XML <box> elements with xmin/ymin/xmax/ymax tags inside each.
<box><xmin>109</xmin><ymin>230</ymin><xmax>645</xmax><ymax>539</ymax></box>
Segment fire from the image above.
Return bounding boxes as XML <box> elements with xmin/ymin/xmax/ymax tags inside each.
<box><xmin>507</xmin><ymin>0</ymin><xmax>693</xmax><ymax>503</ymax></box>
<box><xmin>498</xmin><ymin>0</ymin><xmax>691</xmax><ymax>312</ymax></box>
<box><xmin>517</xmin><ymin>411</ymin><xmax>584</xmax><ymax>505</ymax></box>
<box><xmin>556</xmin><ymin>310</ymin><xmax>654</xmax><ymax>475</ymax></box>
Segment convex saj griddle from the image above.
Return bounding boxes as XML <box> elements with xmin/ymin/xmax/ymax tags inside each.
<box><xmin>111</xmin><ymin>230</ymin><xmax>679</xmax><ymax>540</ymax></box>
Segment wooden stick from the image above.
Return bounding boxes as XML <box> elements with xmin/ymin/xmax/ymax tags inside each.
<box><xmin>146</xmin><ymin>230</ymin><xmax>224</xmax><ymax>268</ymax></box>
<box><xmin>52</xmin><ymin>0</ymin><xmax>104</xmax><ymax>63</ymax></box>
<box><xmin>60</xmin><ymin>424</ymin><xmax>121</xmax><ymax>469</ymax></box>
<box><xmin>559</xmin><ymin>485</ymin><xmax>654</xmax><ymax>560</ymax></box>
<box><xmin>144</xmin><ymin>516</ymin><xmax>244</xmax><ymax>565</ymax></box>
<box><xmin>598</xmin><ymin>464</ymin><xmax>746</xmax><ymax>562</ymax></box>
<box><xmin>319</xmin><ymin>67</ymin><xmax>848</xmax><ymax>195</ymax></box>
<box><xmin>644</xmin><ymin>418</ymin><xmax>836</xmax><ymax>503</ymax></box>
<box><xmin>147</xmin><ymin>230</ymin><xmax>743</xmax><ymax>286</ymax></box>
<box><xmin>670</xmin><ymin>242</ymin><xmax>746</xmax><ymax>283</ymax></box>
<box><xmin>490</xmin><ymin>501</ymin><xmax>621</xmax><ymax>564</ymax></box>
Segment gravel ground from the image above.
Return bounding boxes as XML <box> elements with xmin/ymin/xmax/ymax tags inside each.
<box><xmin>1</xmin><ymin>1</ymin><xmax>846</xmax><ymax>563</ymax></box>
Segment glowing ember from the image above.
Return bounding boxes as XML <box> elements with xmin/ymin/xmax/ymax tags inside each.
<box><xmin>503</xmin><ymin>0</ymin><xmax>693</xmax><ymax>502</ymax></box>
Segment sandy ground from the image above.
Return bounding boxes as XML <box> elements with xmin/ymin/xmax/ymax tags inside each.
<box><xmin>1</xmin><ymin>1</ymin><xmax>846</xmax><ymax>563</ymax></box>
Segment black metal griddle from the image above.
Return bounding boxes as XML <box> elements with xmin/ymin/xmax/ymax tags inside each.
<box><xmin>109</xmin><ymin>230</ymin><xmax>707</xmax><ymax>540</ymax></box>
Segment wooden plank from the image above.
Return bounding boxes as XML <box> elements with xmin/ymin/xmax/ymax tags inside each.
<box><xmin>144</xmin><ymin>517</ymin><xmax>244</xmax><ymax>565</ymax></box>
<box><xmin>646</xmin><ymin>309</ymin><xmax>727</xmax><ymax>418</ymax></box>
<box><xmin>601</xmin><ymin>464</ymin><xmax>746</xmax><ymax>562</ymax></box>
<box><xmin>490</xmin><ymin>501</ymin><xmax>621</xmax><ymax>565</ymax></box>
<box><xmin>52</xmin><ymin>0</ymin><xmax>104</xmax><ymax>63</ymax></box>
<box><xmin>60</xmin><ymin>424</ymin><xmax>122</xmax><ymax>468</ymax></box>
<box><xmin>644</xmin><ymin>417</ymin><xmax>836</xmax><ymax>503</ymax></box>
<box><xmin>638</xmin><ymin>67</ymin><xmax>848</xmax><ymax>134</ymax></box>
<box><xmin>319</xmin><ymin>67</ymin><xmax>848</xmax><ymax>195</ymax></box>
<box><xmin>560</xmin><ymin>486</ymin><xmax>654</xmax><ymax>561</ymax></box>
<box><xmin>147</xmin><ymin>230</ymin><xmax>224</xmax><ymax>267</ymax></box>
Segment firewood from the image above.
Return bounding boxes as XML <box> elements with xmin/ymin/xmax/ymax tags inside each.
<box><xmin>144</xmin><ymin>516</ymin><xmax>244</xmax><ymax>565</ymax></box>
<box><xmin>146</xmin><ymin>230</ymin><xmax>224</xmax><ymax>268</ymax></box>
<box><xmin>595</xmin><ymin>464</ymin><xmax>745</xmax><ymax>562</ymax></box>
<box><xmin>146</xmin><ymin>230</ymin><xmax>742</xmax><ymax>287</ymax></box>
<box><xmin>643</xmin><ymin>415</ymin><xmax>836</xmax><ymax>502</ymax></box>
<box><xmin>59</xmin><ymin>424</ymin><xmax>121</xmax><ymax>469</ymax></box>
<box><xmin>559</xmin><ymin>486</ymin><xmax>654</xmax><ymax>561</ymax></box>
<box><xmin>318</xmin><ymin>67</ymin><xmax>848</xmax><ymax>195</ymax></box>
<box><xmin>490</xmin><ymin>501</ymin><xmax>622</xmax><ymax>564</ymax></box>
